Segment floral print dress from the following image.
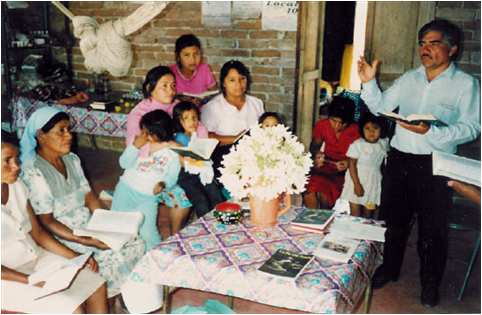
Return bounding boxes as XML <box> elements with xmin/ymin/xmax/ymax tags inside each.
<box><xmin>21</xmin><ymin>153</ymin><xmax>145</xmax><ymax>297</ymax></box>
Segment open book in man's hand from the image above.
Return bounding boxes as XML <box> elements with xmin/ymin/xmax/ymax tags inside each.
<box><xmin>171</xmin><ymin>137</ymin><xmax>219</xmax><ymax>161</ymax></box>
<box><xmin>73</xmin><ymin>209</ymin><xmax>143</xmax><ymax>251</ymax></box>
<box><xmin>378</xmin><ymin>112</ymin><xmax>447</xmax><ymax>127</ymax></box>
<box><xmin>28</xmin><ymin>252</ymin><xmax>92</xmax><ymax>300</ymax></box>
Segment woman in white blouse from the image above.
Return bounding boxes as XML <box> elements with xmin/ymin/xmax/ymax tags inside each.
<box><xmin>201</xmin><ymin>60</ymin><xmax>264</xmax><ymax>177</ymax></box>
<box><xmin>1</xmin><ymin>132</ymin><xmax>108</xmax><ymax>313</ymax></box>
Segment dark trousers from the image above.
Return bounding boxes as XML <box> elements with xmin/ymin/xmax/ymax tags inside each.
<box><xmin>380</xmin><ymin>149</ymin><xmax>452</xmax><ymax>289</ymax></box>
<box><xmin>178</xmin><ymin>170</ymin><xmax>225</xmax><ymax>217</ymax></box>
<box><xmin>211</xmin><ymin>144</ymin><xmax>233</xmax><ymax>180</ymax></box>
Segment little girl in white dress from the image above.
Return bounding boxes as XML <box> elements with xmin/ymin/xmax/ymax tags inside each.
<box><xmin>340</xmin><ymin>113</ymin><xmax>389</xmax><ymax>218</ymax></box>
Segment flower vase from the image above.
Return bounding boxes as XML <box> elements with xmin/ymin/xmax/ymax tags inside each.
<box><xmin>248</xmin><ymin>193</ymin><xmax>291</xmax><ymax>228</ymax></box>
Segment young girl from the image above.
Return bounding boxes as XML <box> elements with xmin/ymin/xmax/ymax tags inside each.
<box><xmin>173</xmin><ymin>101</ymin><xmax>224</xmax><ymax>217</ymax></box>
<box><xmin>170</xmin><ymin>34</ymin><xmax>217</xmax><ymax>95</ymax></box>
<box><xmin>112</xmin><ymin>110</ymin><xmax>192</xmax><ymax>250</ymax></box>
<box><xmin>340</xmin><ymin>113</ymin><xmax>389</xmax><ymax>218</ymax></box>
<box><xmin>259</xmin><ymin>112</ymin><xmax>286</xmax><ymax>128</ymax></box>
<box><xmin>127</xmin><ymin>65</ymin><xmax>178</xmax><ymax>158</ymax></box>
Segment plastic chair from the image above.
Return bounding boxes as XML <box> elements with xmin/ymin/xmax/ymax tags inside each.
<box><xmin>448</xmin><ymin>195</ymin><xmax>481</xmax><ymax>301</ymax></box>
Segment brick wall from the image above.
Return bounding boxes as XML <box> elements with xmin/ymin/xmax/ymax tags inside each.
<box><xmin>66</xmin><ymin>1</ymin><xmax>298</xmax><ymax>126</ymax></box>
<box><xmin>435</xmin><ymin>1</ymin><xmax>481</xmax><ymax>80</ymax></box>
<box><xmin>435</xmin><ymin>1</ymin><xmax>481</xmax><ymax>159</ymax></box>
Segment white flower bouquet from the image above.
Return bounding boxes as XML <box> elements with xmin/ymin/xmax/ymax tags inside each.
<box><xmin>219</xmin><ymin>124</ymin><xmax>313</xmax><ymax>201</ymax></box>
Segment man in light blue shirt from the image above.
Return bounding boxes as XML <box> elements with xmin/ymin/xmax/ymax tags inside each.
<box><xmin>358</xmin><ymin>19</ymin><xmax>480</xmax><ymax>307</ymax></box>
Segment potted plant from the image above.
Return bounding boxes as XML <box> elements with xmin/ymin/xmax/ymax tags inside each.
<box><xmin>219</xmin><ymin>124</ymin><xmax>312</xmax><ymax>227</ymax></box>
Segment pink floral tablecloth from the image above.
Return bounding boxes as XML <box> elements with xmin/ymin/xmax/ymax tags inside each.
<box><xmin>125</xmin><ymin>208</ymin><xmax>383</xmax><ymax>313</ymax></box>
<box><xmin>10</xmin><ymin>96</ymin><xmax>127</xmax><ymax>137</ymax></box>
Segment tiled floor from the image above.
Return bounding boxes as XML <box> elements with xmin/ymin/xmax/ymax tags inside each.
<box><xmin>77</xmin><ymin>147</ymin><xmax>481</xmax><ymax>314</ymax></box>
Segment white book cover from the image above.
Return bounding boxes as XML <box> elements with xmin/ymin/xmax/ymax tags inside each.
<box><xmin>180</xmin><ymin>90</ymin><xmax>219</xmax><ymax>99</ymax></box>
<box><xmin>329</xmin><ymin>216</ymin><xmax>386</xmax><ymax>242</ymax></box>
<box><xmin>74</xmin><ymin>209</ymin><xmax>143</xmax><ymax>251</ymax></box>
<box><xmin>28</xmin><ymin>252</ymin><xmax>92</xmax><ymax>300</ymax></box>
<box><xmin>432</xmin><ymin>150</ymin><xmax>481</xmax><ymax>187</ymax></box>
<box><xmin>314</xmin><ymin>234</ymin><xmax>360</xmax><ymax>263</ymax></box>
<box><xmin>171</xmin><ymin>136</ymin><xmax>219</xmax><ymax>161</ymax></box>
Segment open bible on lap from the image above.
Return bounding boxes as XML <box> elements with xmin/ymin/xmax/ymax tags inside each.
<box><xmin>28</xmin><ymin>252</ymin><xmax>92</xmax><ymax>300</ymax></box>
<box><xmin>73</xmin><ymin>209</ymin><xmax>143</xmax><ymax>251</ymax></box>
<box><xmin>171</xmin><ymin>137</ymin><xmax>219</xmax><ymax>161</ymax></box>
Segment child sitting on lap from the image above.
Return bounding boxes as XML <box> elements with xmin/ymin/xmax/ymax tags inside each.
<box><xmin>111</xmin><ymin>110</ymin><xmax>191</xmax><ymax>249</ymax></box>
<box><xmin>173</xmin><ymin>101</ymin><xmax>224</xmax><ymax>217</ymax></box>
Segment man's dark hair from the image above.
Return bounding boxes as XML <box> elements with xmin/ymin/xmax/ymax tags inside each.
<box><xmin>140</xmin><ymin>109</ymin><xmax>174</xmax><ymax>142</ymax></box>
<box><xmin>418</xmin><ymin>19</ymin><xmax>461</xmax><ymax>59</ymax></box>
<box><xmin>220</xmin><ymin>60</ymin><xmax>251</xmax><ymax>96</ymax></box>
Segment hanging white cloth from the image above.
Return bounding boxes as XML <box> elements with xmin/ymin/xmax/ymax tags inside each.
<box><xmin>53</xmin><ymin>2</ymin><xmax>168</xmax><ymax>77</ymax></box>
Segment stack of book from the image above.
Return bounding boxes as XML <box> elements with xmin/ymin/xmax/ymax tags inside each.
<box><xmin>290</xmin><ymin>208</ymin><xmax>335</xmax><ymax>234</ymax></box>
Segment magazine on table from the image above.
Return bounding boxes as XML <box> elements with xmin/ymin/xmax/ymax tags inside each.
<box><xmin>432</xmin><ymin>150</ymin><xmax>481</xmax><ymax>187</ymax></box>
<box><xmin>258</xmin><ymin>249</ymin><xmax>313</xmax><ymax>279</ymax></box>
<box><xmin>171</xmin><ymin>137</ymin><xmax>219</xmax><ymax>161</ymax></box>
<box><xmin>291</xmin><ymin>208</ymin><xmax>335</xmax><ymax>232</ymax></box>
<box><xmin>73</xmin><ymin>209</ymin><xmax>143</xmax><ymax>251</ymax></box>
<box><xmin>329</xmin><ymin>216</ymin><xmax>386</xmax><ymax>242</ymax></box>
<box><xmin>378</xmin><ymin>111</ymin><xmax>447</xmax><ymax>127</ymax></box>
<box><xmin>28</xmin><ymin>252</ymin><xmax>92</xmax><ymax>300</ymax></box>
<box><xmin>314</xmin><ymin>234</ymin><xmax>360</xmax><ymax>263</ymax></box>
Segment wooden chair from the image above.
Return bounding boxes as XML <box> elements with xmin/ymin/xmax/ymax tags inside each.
<box><xmin>448</xmin><ymin>195</ymin><xmax>480</xmax><ymax>301</ymax></box>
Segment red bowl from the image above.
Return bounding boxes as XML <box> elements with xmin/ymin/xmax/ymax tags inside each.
<box><xmin>215</xmin><ymin>201</ymin><xmax>241</xmax><ymax>212</ymax></box>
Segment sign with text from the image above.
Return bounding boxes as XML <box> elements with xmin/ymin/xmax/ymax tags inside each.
<box><xmin>262</xmin><ymin>1</ymin><xmax>299</xmax><ymax>31</ymax></box>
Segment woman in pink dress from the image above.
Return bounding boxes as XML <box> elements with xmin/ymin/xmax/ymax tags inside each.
<box><xmin>127</xmin><ymin>65</ymin><xmax>208</xmax><ymax>158</ymax></box>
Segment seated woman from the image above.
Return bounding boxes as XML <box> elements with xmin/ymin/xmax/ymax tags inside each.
<box><xmin>303</xmin><ymin>96</ymin><xmax>360</xmax><ymax>209</ymax></box>
<box><xmin>1</xmin><ymin>132</ymin><xmax>108</xmax><ymax>314</ymax></box>
<box><xmin>19</xmin><ymin>107</ymin><xmax>145</xmax><ymax>301</ymax></box>
<box><xmin>201</xmin><ymin>60</ymin><xmax>265</xmax><ymax>178</ymax></box>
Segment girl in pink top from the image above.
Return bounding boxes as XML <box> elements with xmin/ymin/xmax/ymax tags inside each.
<box><xmin>169</xmin><ymin>34</ymin><xmax>217</xmax><ymax>95</ymax></box>
<box><xmin>127</xmin><ymin>65</ymin><xmax>206</xmax><ymax>157</ymax></box>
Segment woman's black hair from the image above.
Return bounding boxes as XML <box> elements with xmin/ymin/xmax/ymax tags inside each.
<box><xmin>358</xmin><ymin>112</ymin><xmax>388</xmax><ymax>139</ymax></box>
<box><xmin>175</xmin><ymin>34</ymin><xmax>202</xmax><ymax>68</ymax></box>
<box><xmin>220</xmin><ymin>60</ymin><xmax>251</xmax><ymax>96</ymax></box>
<box><xmin>1</xmin><ymin>130</ymin><xmax>19</xmax><ymax>146</ymax></box>
<box><xmin>142</xmin><ymin>65</ymin><xmax>174</xmax><ymax>99</ymax></box>
<box><xmin>172</xmin><ymin>101</ymin><xmax>200</xmax><ymax>133</ymax></box>
<box><xmin>327</xmin><ymin>96</ymin><xmax>355</xmax><ymax>125</ymax></box>
<box><xmin>41</xmin><ymin>112</ymin><xmax>70</xmax><ymax>133</ymax></box>
<box><xmin>258</xmin><ymin>112</ymin><xmax>286</xmax><ymax>126</ymax></box>
<box><xmin>139</xmin><ymin>110</ymin><xmax>174</xmax><ymax>142</ymax></box>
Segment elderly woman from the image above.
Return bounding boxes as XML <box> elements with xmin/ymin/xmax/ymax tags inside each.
<box><xmin>201</xmin><ymin>60</ymin><xmax>265</xmax><ymax>177</ymax></box>
<box><xmin>303</xmin><ymin>96</ymin><xmax>360</xmax><ymax>209</ymax></box>
<box><xmin>19</xmin><ymin>107</ymin><xmax>145</xmax><ymax>301</ymax></box>
<box><xmin>1</xmin><ymin>131</ymin><xmax>108</xmax><ymax>313</ymax></box>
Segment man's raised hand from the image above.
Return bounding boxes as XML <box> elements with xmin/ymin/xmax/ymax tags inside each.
<box><xmin>357</xmin><ymin>56</ymin><xmax>380</xmax><ymax>83</ymax></box>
